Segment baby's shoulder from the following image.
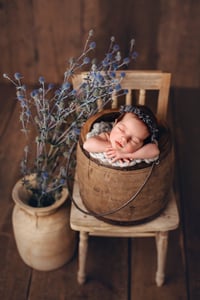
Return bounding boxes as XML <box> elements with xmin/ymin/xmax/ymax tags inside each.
<box><xmin>99</xmin><ymin>131</ymin><xmax>110</xmax><ymax>141</ymax></box>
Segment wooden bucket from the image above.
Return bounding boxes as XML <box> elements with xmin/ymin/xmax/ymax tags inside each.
<box><xmin>76</xmin><ymin>109</ymin><xmax>173</xmax><ymax>225</ymax></box>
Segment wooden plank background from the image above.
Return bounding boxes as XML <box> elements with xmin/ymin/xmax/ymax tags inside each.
<box><xmin>0</xmin><ymin>0</ymin><xmax>200</xmax><ymax>299</ymax></box>
<box><xmin>0</xmin><ymin>0</ymin><xmax>199</xmax><ymax>87</ymax></box>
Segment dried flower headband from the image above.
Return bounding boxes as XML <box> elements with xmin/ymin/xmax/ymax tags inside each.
<box><xmin>119</xmin><ymin>105</ymin><xmax>159</xmax><ymax>142</ymax></box>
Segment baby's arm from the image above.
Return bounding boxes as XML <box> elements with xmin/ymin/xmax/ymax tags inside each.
<box><xmin>106</xmin><ymin>143</ymin><xmax>160</xmax><ymax>162</ymax></box>
<box><xmin>83</xmin><ymin>132</ymin><xmax>111</xmax><ymax>153</ymax></box>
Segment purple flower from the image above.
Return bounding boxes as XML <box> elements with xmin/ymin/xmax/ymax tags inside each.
<box><xmin>83</xmin><ymin>57</ymin><xmax>90</xmax><ymax>64</ymax></box>
<box><xmin>39</xmin><ymin>76</ymin><xmax>45</xmax><ymax>84</ymax></box>
<box><xmin>48</xmin><ymin>83</ymin><xmax>54</xmax><ymax>90</ymax></box>
<box><xmin>25</xmin><ymin>109</ymin><xmax>31</xmax><ymax>117</ymax></box>
<box><xmin>41</xmin><ymin>172</ymin><xmax>49</xmax><ymax>179</ymax></box>
<box><xmin>17</xmin><ymin>94</ymin><xmax>24</xmax><ymax>101</ymax></box>
<box><xmin>113</xmin><ymin>44</ymin><xmax>120</xmax><ymax>52</ymax></box>
<box><xmin>132</xmin><ymin>51</ymin><xmax>138</xmax><ymax>59</ymax></box>
<box><xmin>112</xmin><ymin>62</ymin><xmax>118</xmax><ymax>70</ymax></box>
<box><xmin>102</xmin><ymin>59</ymin><xmax>109</xmax><ymax>67</ymax></box>
<box><xmin>62</xmin><ymin>82</ymin><xmax>71</xmax><ymax>90</ymax></box>
<box><xmin>109</xmin><ymin>71</ymin><xmax>116</xmax><ymax>78</ymax></box>
<box><xmin>30</xmin><ymin>90</ymin><xmax>39</xmax><ymax>97</ymax></box>
<box><xmin>71</xmin><ymin>89</ymin><xmax>77</xmax><ymax>96</ymax></box>
<box><xmin>115</xmin><ymin>84</ymin><xmax>122</xmax><ymax>91</ymax></box>
<box><xmin>73</xmin><ymin>127</ymin><xmax>80</xmax><ymax>135</ymax></box>
<box><xmin>106</xmin><ymin>53</ymin><xmax>112</xmax><ymax>60</ymax></box>
<box><xmin>60</xmin><ymin>178</ymin><xmax>65</xmax><ymax>185</ymax></box>
<box><xmin>108</xmin><ymin>87</ymin><xmax>114</xmax><ymax>93</ymax></box>
<box><xmin>123</xmin><ymin>57</ymin><xmax>130</xmax><ymax>64</ymax></box>
<box><xmin>95</xmin><ymin>73</ymin><xmax>104</xmax><ymax>82</ymax></box>
<box><xmin>14</xmin><ymin>72</ymin><xmax>23</xmax><ymax>80</ymax></box>
<box><xmin>89</xmin><ymin>41</ymin><xmax>96</xmax><ymax>49</ymax></box>
<box><xmin>55</xmin><ymin>89</ymin><xmax>60</xmax><ymax>96</ymax></box>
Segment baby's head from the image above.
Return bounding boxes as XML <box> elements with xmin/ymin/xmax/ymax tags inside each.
<box><xmin>119</xmin><ymin>105</ymin><xmax>159</xmax><ymax>142</ymax></box>
<box><xmin>109</xmin><ymin>105</ymin><xmax>158</xmax><ymax>153</ymax></box>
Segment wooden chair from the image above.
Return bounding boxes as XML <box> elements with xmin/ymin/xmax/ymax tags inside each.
<box><xmin>70</xmin><ymin>70</ymin><xmax>179</xmax><ymax>286</ymax></box>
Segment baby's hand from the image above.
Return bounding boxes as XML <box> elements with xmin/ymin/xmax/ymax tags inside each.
<box><xmin>105</xmin><ymin>147</ymin><xmax>131</xmax><ymax>163</ymax></box>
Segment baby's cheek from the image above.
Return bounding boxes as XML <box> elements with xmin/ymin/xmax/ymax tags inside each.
<box><xmin>109</xmin><ymin>139</ymin><xmax>116</xmax><ymax>149</ymax></box>
<box><xmin>109</xmin><ymin>136</ymin><xmax>117</xmax><ymax>148</ymax></box>
<box><xmin>125</xmin><ymin>143</ymin><xmax>140</xmax><ymax>153</ymax></box>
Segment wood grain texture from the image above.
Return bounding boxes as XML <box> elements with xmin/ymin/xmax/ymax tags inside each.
<box><xmin>0</xmin><ymin>233</ymin><xmax>32</xmax><ymax>300</ymax></box>
<box><xmin>0</xmin><ymin>0</ymin><xmax>199</xmax><ymax>297</ymax></box>
<box><xmin>29</xmin><ymin>237</ymin><xmax>128</xmax><ymax>300</ymax></box>
<box><xmin>0</xmin><ymin>0</ymin><xmax>199</xmax><ymax>87</ymax></box>
<box><xmin>130</xmin><ymin>231</ymin><xmax>187</xmax><ymax>300</ymax></box>
<box><xmin>172</xmin><ymin>87</ymin><xmax>200</xmax><ymax>300</ymax></box>
<box><xmin>158</xmin><ymin>0</ymin><xmax>200</xmax><ymax>88</ymax></box>
<box><xmin>0</xmin><ymin>84</ymin><xmax>192</xmax><ymax>300</ymax></box>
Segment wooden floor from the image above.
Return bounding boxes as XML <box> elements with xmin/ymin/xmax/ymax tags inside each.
<box><xmin>0</xmin><ymin>83</ymin><xmax>199</xmax><ymax>300</ymax></box>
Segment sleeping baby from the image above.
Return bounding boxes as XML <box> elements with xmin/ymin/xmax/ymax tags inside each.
<box><xmin>83</xmin><ymin>105</ymin><xmax>160</xmax><ymax>167</ymax></box>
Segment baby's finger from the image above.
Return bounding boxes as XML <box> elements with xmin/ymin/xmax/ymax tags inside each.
<box><xmin>111</xmin><ymin>157</ymin><xmax>118</xmax><ymax>163</ymax></box>
<box><xmin>106</xmin><ymin>152</ymin><xmax>116</xmax><ymax>159</ymax></box>
<box><xmin>123</xmin><ymin>158</ymin><xmax>131</xmax><ymax>163</ymax></box>
<box><xmin>106</xmin><ymin>151</ymin><xmax>115</xmax><ymax>158</ymax></box>
<box><xmin>105</xmin><ymin>147</ymin><xmax>114</xmax><ymax>152</ymax></box>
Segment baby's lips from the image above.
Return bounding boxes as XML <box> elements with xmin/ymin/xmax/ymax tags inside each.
<box><xmin>115</xmin><ymin>140</ymin><xmax>123</xmax><ymax>148</ymax></box>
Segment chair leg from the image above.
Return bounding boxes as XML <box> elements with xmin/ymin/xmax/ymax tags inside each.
<box><xmin>77</xmin><ymin>231</ymin><xmax>89</xmax><ymax>284</ymax></box>
<box><xmin>155</xmin><ymin>231</ymin><xmax>168</xmax><ymax>287</ymax></box>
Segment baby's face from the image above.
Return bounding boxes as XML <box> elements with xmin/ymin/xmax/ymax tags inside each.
<box><xmin>110</xmin><ymin>113</ymin><xmax>149</xmax><ymax>153</ymax></box>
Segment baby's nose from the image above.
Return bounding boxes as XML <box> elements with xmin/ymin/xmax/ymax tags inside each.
<box><xmin>120</xmin><ymin>136</ymin><xmax>127</xmax><ymax>145</ymax></box>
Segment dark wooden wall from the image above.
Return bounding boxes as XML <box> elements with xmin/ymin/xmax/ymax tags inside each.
<box><xmin>0</xmin><ymin>0</ymin><xmax>200</xmax><ymax>87</ymax></box>
<box><xmin>0</xmin><ymin>1</ymin><xmax>200</xmax><ymax>299</ymax></box>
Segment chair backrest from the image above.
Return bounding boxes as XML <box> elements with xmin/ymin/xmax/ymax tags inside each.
<box><xmin>72</xmin><ymin>70</ymin><xmax>171</xmax><ymax>121</ymax></box>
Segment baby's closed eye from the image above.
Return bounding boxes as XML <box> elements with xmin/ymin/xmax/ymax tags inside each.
<box><xmin>130</xmin><ymin>137</ymin><xmax>140</xmax><ymax>144</ymax></box>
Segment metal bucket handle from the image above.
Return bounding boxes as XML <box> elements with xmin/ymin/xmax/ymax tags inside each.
<box><xmin>67</xmin><ymin>142</ymin><xmax>158</xmax><ymax>217</ymax></box>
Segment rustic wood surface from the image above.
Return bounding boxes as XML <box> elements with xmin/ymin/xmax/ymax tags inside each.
<box><xmin>0</xmin><ymin>0</ymin><xmax>200</xmax><ymax>299</ymax></box>
<box><xmin>0</xmin><ymin>0</ymin><xmax>200</xmax><ymax>87</ymax></box>
<box><xmin>0</xmin><ymin>79</ymin><xmax>198</xmax><ymax>299</ymax></box>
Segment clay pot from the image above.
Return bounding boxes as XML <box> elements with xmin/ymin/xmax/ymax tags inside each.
<box><xmin>12</xmin><ymin>176</ymin><xmax>77</xmax><ymax>271</ymax></box>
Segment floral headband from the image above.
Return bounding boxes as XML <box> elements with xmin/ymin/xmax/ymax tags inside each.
<box><xmin>119</xmin><ymin>105</ymin><xmax>159</xmax><ymax>142</ymax></box>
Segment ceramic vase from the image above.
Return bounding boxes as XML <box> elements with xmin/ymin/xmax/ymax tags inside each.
<box><xmin>12</xmin><ymin>177</ymin><xmax>77</xmax><ymax>271</ymax></box>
